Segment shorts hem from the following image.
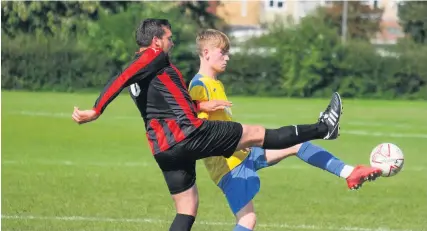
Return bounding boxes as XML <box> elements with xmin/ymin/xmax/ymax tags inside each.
<box><xmin>231</xmin><ymin>192</ymin><xmax>258</xmax><ymax>215</ymax></box>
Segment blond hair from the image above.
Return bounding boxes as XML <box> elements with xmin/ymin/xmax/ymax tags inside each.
<box><xmin>196</xmin><ymin>29</ymin><xmax>230</xmax><ymax>57</ymax></box>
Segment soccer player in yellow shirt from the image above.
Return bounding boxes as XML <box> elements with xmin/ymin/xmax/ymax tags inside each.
<box><xmin>189</xmin><ymin>29</ymin><xmax>382</xmax><ymax>231</ymax></box>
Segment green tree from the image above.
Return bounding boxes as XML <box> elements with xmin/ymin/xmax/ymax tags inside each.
<box><xmin>78</xmin><ymin>2</ymin><xmax>205</xmax><ymax>81</ymax></box>
<box><xmin>323</xmin><ymin>1</ymin><xmax>383</xmax><ymax>41</ymax></box>
<box><xmin>178</xmin><ymin>1</ymin><xmax>225</xmax><ymax>30</ymax></box>
<box><xmin>246</xmin><ymin>13</ymin><xmax>345</xmax><ymax>97</ymax></box>
<box><xmin>398</xmin><ymin>1</ymin><xmax>427</xmax><ymax>44</ymax></box>
<box><xmin>1</xmin><ymin>1</ymin><xmax>128</xmax><ymax>38</ymax></box>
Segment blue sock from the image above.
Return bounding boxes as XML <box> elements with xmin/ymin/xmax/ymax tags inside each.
<box><xmin>297</xmin><ymin>142</ymin><xmax>353</xmax><ymax>178</ymax></box>
<box><xmin>234</xmin><ymin>224</ymin><xmax>252</xmax><ymax>231</ymax></box>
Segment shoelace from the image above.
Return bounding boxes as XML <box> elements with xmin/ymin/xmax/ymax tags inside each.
<box><xmin>318</xmin><ymin>105</ymin><xmax>331</xmax><ymax>123</ymax></box>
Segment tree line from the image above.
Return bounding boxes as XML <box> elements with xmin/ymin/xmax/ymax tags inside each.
<box><xmin>2</xmin><ymin>1</ymin><xmax>426</xmax><ymax>99</ymax></box>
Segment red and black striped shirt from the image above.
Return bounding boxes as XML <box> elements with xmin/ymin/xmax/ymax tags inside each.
<box><xmin>93</xmin><ymin>48</ymin><xmax>203</xmax><ymax>155</ymax></box>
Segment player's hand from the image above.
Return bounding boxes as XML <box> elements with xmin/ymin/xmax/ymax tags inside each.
<box><xmin>199</xmin><ymin>100</ymin><xmax>232</xmax><ymax>112</ymax></box>
<box><xmin>242</xmin><ymin>148</ymin><xmax>251</xmax><ymax>152</ymax></box>
<box><xmin>72</xmin><ymin>107</ymin><xmax>99</xmax><ymax>124</ymax></box>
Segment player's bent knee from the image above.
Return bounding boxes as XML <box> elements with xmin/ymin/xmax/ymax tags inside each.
<box><xmin>291</xmin><ymin>143</ymin><xmax>303</xmax><ymax>153</ymax></box>
<box><xmin>240</xmin><ymin>125</ymin><xmax>265</xmax><ymax>148</ymax></box>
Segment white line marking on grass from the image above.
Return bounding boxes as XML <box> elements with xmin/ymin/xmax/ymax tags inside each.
<box><xmin>1</xmin><ymin>160</ymin><xmax>151</xmax><ymax>167</ymax></box>
<box><xmin>2</xmin><ymin>160</ymin><xmax>424</xmax><ymax>171</ymax></box>
<box><xmin>15</xmin><ymin>111</ymin><xmax>137</xmax><ymax>120</ymax></box>
<box><xmin>346</xmin><ymin>121</ymin><xmax>417</xmax><ymax>129</ymax></box>
<box><xmin>1</xmin><ymin>214</ymin><xmax>417</xmax><ymax>231</ymax></box>
<box><xmin>261</xmin><ymin>123</ymin><xmax>427</xmax><ymax>139</ymax></box>
<box><xmin>236</xmin><ymin>114</ymin><xmax>424</xmax><ymax>129</ymax></box>
<box><xmin>341</xmin><ymin>130</ymin><xmax>427</xmax><ymax>139</ymax></box>
<box><xmin>9</xmin><ymin>110</ymin><xmax>427</xmax><ymax>139</ymax></box>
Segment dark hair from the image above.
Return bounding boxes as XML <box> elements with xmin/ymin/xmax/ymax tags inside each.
<box><xmin>135</xmin><ymin>18</ymin><xmax>171</xmax><ymax>47</ymax></box>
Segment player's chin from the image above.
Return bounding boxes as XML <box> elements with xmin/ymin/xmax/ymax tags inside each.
<box><xmin>164</xmin><ymin>46</ymin><xmax>172</xmax><ymax>54</ymax></box>
<box><xmin>216</xmin><ymin>66</ymin><xmax>227</xmax><ymax>73</ymax></box>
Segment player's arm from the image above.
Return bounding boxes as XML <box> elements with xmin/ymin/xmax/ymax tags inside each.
<box><xmin>198</xmin><ymin>100</ymin><xmax>232</xmax><ymax>113</ymax></box>
<box><xmin>189</xmin><ymin>79</ymin><xmax>210</xmax><ymax>119</ymax></box>
<box><xmin>93</xmin><ymin>49</ymin><xmax>168</xmax><ymax>115</ymax></box>
<box><xmin>188</xmin><ymin>80</ymin><xmax>232</xmax><ymax>119</ymax></box>
<box><xmin>72</xmin><ymin>49</ymin><xmax>169</xmax><ymax>124</ymax></box>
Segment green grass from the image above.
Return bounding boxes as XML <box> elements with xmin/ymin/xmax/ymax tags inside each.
<box><xmin>2</xmin><ymin>91</ymin><xmax>427</xmax><ymax>231</ymax></box>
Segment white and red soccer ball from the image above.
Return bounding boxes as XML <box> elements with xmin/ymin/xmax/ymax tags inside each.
<box><xmin>370</xmin><ymin>143</ymin><xmax>404</xmax><ymax>177</ymax></box>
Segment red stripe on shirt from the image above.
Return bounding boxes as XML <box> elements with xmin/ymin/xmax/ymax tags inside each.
<box><xmin>166</xmin><ymin>119</ymin><xmax>186</xmax><ymax>143</ymax></box>
<box><xmin>171</xmin><ymin>64</ymin><xmax>188</xmax><ymax>90</ymax></box>
<box><xmin>93</xmin><ymin>48</ymin><xmax>162</xmax><ymax>114</ymax></box>
<box><xmin>145</xmin><ymin>133</ymin><xmax>156</xmax><ymax>155</ymax></box>
<box><xmin>150</xmin><ymin>119</ymin><xmax>170</xmax><ymax>152</ymax></box>
<box><xmin>158</xmin><ymin>73</ymin><xmax>203</xmax><ymax>128</ymax></box>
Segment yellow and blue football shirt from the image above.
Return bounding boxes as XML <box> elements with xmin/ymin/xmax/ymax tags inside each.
<box><xmin>189</xmin><ymin>73</ymin><xmax>249</xmax><ymax>184</ymax></box>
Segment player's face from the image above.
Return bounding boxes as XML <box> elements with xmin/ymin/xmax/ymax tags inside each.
<box><xmin>207</xmin><ymin>47</ymin><xmax>229</xmax><ymax>73</ymax></box>
<box><xmin>155</xmin><ymin>27</ymin><xmax>174</xmax><ymax>53</ymax></box>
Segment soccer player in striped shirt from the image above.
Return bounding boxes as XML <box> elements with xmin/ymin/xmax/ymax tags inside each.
<box><xmin>189</xmin><ymin>29</ymin><xmax>382</xmax><ymax>231</ymax></box>
<box><xmin>71</xmin><ymin>19</ymin><xmax>357</xmax><ymax>231</ymax></box>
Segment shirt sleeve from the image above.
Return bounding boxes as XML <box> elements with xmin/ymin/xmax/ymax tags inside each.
<box><xmin>189</xmin><ymin>79</ymin><xmax>209</xmax><ymax>119</ymax></box>
<box><xmin>93</xmin><ymin>48</ymin><xmax>169</xmax><ymax>115</ymax></box>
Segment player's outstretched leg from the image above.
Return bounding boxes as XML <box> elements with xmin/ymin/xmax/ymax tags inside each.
<box><xmin>298</xmin><ymin>92</ymin><xmax>381</xmax><ymax>190</ymax></box>
<box><xmin>296</xmin><ymin>142</ymin><xmax>382</xmax><ymax>190</ymax></box>
<box><xmin>236</xmin><ymin>92</ymin><xmax>343</xmax><ymax>152</ymax></box>
<box><xmin>264</xmin><ymin>143</ymin><xmax>382</xmax><ymax>190</ymax></box>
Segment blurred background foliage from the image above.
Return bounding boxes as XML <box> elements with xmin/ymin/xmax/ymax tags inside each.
<box><xmin>2</xmin><ymin>1</ymin><xmax>426</xmax><ymax>99</ymax></box>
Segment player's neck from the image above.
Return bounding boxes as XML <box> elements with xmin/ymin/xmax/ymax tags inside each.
<box><xmin>136</xmin><ymin>47</ymin><xmax>147</xmax><ymax>54</ymax></box>
<box><xmin>137</xmin><ymin>45</ymin><xmax>160</xmax><ymax>53</ymax></box>
<box><xmin>198</xmin><ymin>63</ymin><xmax>218</xmax><ymax>80</ymax></box>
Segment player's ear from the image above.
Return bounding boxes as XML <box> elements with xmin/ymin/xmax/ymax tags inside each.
<box><xmin>203</xmin><ymin>48</ymin><xmax>209</xmax><ymax>60</ymax></box>
<box><xmin>153</xmin><ymin>36</ymin><xmax>161</xmax><ymax>48</ymax></box>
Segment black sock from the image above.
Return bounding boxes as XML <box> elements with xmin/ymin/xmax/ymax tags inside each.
<box><xmin>169</xmin><ymin>213</ymin><xmax>196</xmax><ymax>231</ymax></box>
<box><xmin>262</xmin><ymin>123</ymin><xmax>328</xmax><ymax>149</ymax></box>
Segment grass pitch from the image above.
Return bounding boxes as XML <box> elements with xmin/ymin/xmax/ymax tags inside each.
<box><xmin>2</xmin><ymin>91</ymin><xmax>426</xmax><ymax>231</ymax></box>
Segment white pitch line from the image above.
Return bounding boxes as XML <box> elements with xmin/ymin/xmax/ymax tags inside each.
<box><xmin>1</xmin><ymin>160</ymin><xmax>423</xmax><ymax>171</ymax></box>
<box><xmin>15</xmin><ymin>111</ymin><xmax>137</xmax><ymax>120</ymax></box>
<box><xmin>345</xmin><ymin>121</ymin><xmax>417</xmax><ymax>129</ymax></box>
<box><xmin>238</xmin><ymin>115</ymin><xmax>422</xmax><ymax>129</ymax></box>
<box><xmin>261</xmin><ymin>123</ymin><xmax>427</xmax><ymax>139</ymax></box>
<box><xmin>0</xmin><ymin>214</ymin><xmax>417</xmax><ymax>231</ymax></box>
<box><xmin>10</xmin><ymin>110</ymin><xmax>427</xmax><ymax>139</ymax></box>
<box><xmin>1</xmin><ymin>160</ymin><xmax>151</xmax><ymax>167</ymax></box>
<box><xmin>341</xmin><ymin>130</ymin><xmax>427</xmax><ymax>139</ymax></box>
<box><xmin>0</xmin><ymin>160</ymin><xmax>306</xmax><ymax>169</ymax></box>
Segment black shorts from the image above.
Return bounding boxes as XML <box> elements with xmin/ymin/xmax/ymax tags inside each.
<box><xmin>154</xmin><ymin>120</ymin><xmax>243</xmax><ymax>194</ymax></box>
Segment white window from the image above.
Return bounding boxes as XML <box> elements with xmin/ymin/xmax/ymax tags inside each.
<box><xmin>266</xmin><ymin>0</ymin><xmax>285</xmax><ymax>10</ymax></box>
